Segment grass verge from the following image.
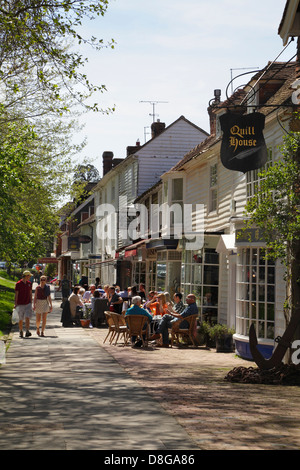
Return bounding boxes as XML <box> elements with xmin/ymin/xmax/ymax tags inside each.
<box><xmin>0</xmin><ymin>274</ymin><xmax>15</xmax><ymax>337</ymax></box>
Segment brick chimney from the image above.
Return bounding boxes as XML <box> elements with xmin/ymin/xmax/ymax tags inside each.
<box><xmin>102</xmin><ymin>151</ymin><xmax>114</xmax><ymax>176</ymax></box>
<box><xmin>151</xmin><ymin>120</ymin><xmax>166</xmax><ymax>138</ymax></box>
<box><xmin>207</xmin><ymin>89</ymin><xmax>221</xmax><ymax>136</ymax></box>
<box><xmin>207</xmin><ymin>106</ymin><xmax>217</xmax><ymax>135</ymax></box>
<box><xmin>126</xmin><ymin>139</ymin><xmax>141</xmax><ymax>157</ymax></box>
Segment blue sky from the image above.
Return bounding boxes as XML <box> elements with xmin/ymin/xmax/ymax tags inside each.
<box><xmin>74</xmin><ymin>1</ymin><xmax>293</xmax><ymax>176</ymax></box>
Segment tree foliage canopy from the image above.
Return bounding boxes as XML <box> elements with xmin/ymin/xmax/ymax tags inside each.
<box><xmin>0</xmin><ymin>0</ymin><xmax>114</xmax><ymax>113</ymax></box>
<box><xmin>0</xmin><ymin>1</ymin><xmax>112</xmax><ymax>264</ymax></box>
<box><xmin>244</xmin><ymin>128</ymin><xmax>300</xmax><ymax>263</ymax></box>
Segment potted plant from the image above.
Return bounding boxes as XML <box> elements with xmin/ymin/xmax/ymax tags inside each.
<box><xmin>197</xmin><ymin>321</ymin><xmax>214</xmax><ymax>348</ymax></box>
<box><xmin>80</xmin><ymin>306</ymin><xmax>91</xmax><ymax>328</ymax></box>
<box><xmin>208</xmin><ymin>324</ymin><xmax>235</xmax><ymax>352</ymax></box>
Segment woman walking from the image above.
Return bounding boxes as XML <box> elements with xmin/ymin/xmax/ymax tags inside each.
<box><xmin>33</xmin><ymin>275</ymin><xmax>52</xmax><ymax>336</ymax></box>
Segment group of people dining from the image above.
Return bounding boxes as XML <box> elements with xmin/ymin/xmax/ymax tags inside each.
<box><xmin>125</xmin><ymin>290</ymin><xmax>198</xmax><ymax>348</ymax></box>
<box><xmin>65</xmin><ymin>280</ymin><xmax>198</xmax><ymax>348</ymax></box>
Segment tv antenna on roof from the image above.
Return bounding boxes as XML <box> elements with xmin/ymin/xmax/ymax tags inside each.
<box><xmin>140</xmin><ymin>100</ymin><xmax>169</xmax><ymax>122</ymax></box>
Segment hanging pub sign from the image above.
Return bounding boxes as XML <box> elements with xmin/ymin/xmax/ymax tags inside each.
<box><xmin>219</xmin><ymin>112</ymin><xmax>268</xmax><ymax>173</ymax></box>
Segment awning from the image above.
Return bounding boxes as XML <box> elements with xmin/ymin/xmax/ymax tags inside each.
<box><xmin>124</xmin><ymin>239</ymin><xmax>146</xmax><ymax>258</ymax></box>
<box><xmin>125</xmin><ymin>249</ymin><xmax>137</xmax><ymax>258</ymax></box>
<box><xmin>57</xmin><ymin>251</ymin><xmax>79</xmax><ymax>260</ymax></box>
<box><xmin>84</xmin><ymin>258</ymin><xmax>115</xmax><ymax>268</ymax></box>
<box><xmin>216</xmin><ymin>234</ymin><xmax>236</xmax><ymax>254</ymax></box>
<box><xmin>145</xmin><ymin>239</ymin><xmax>178</xmax><ymax>250</ymax></box>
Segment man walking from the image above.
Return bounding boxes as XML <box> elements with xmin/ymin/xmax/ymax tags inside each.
<box><xmin>15</xmin><ymin>270</ymin><xmax>33</xmax><ymax>338</ymax></box>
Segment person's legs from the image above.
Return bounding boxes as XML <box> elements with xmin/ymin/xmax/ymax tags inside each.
<box><xmin>17</xmin><ymin>306</ymin><xmax>25</xmax><ymax>337</ymax></box>
<box><xmin>36</xmin><ymin>313</ymin><xmax>42</xmax><ymax>334</ymax></box>
<box><xmin>154</xmin><ymin>314</ymin><xmax>173</xmax><ymax>345</ymax></box>
<box><xmin>24</xmin><ymin>304</ymin><xmax>32</xmax><ymax>337</ymax></box>
<box><xmin>18</xmin><ymin>319</ymin><xmax>24</xmax><ymax>337</ymax></box>
<box><xmin>41</xmin><ymin>313</ymin><xmax>48</xmax><ymax>336</ymax></box>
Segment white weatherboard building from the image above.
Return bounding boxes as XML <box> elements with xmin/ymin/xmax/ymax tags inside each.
<box><xmin>159</xmin><ymin>62</ymin><xmax>296</xmax><ymax>360</ymax></box>
<box><xmin>91</xmin><ymin>116</ymin><xmax>209</xmax><ymax>287</ymax></box>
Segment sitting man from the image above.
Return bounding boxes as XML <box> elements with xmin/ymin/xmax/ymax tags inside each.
<box><xmin>171</xmin><ymin>292</ymin><xmax>185</xmax><ymax>314</ymax></box>
<box><xmin>150</xmin><ymin>294</ymin><xmax>198</xmax><ymax>348</ymax></box>
<box><xmin>108</xmin><ymin>286</ymin><xmax>123</xmax><ymax>314</ymax></box>
<box><xmin>125</xmin><ymin>296</ymin><xmax>152</xmax><ymax>347</ymax></box>
<box><xmin>82</xmin><ymin>284</ymin><xmax>96</xmax><ymax>302</ymax></box>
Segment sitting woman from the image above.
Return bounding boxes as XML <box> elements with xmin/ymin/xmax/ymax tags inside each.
<box><xmin>78</xmin><ymin>287</ymin><xmax>86</xmax><ymax>303</ymax></box>
<box><xmin>164</xmin><ymin>292</ymin><xmax>174</xmax><ymax>310</ymax></box>
<box><xmin>148</xmin><ymin>293</ymin><xmax>169</xmax><ymax>317</ymax></box>
<box><xmin>68</xmin><ymin>287</ymin><xmax>83</xmax><ymax>324</ymax></box>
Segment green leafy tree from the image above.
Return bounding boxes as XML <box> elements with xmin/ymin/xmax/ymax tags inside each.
<box><xmin>0</xmin><ymin>0</ymin><xmax>115</xmax><ymax>113</ymax></box>
<box><xmin>244</xmin><ymin>122</ymin><xmax>300</xmax><ymax>330</ymax></box>
<box><xmin>0</xmin><ymin>1</ymin><xmax>114</xmax><ymax>264</ymax></box>
<box><xmin>73</xmin><ymin>164</ymin><xmax>100</xmax><ymax>183</ymax></box>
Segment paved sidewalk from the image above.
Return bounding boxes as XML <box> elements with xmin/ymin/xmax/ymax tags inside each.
<box><xmin>0</xmin><ymin>299</ymin><xmax>198</xmax><ymax>450</ymax></box>
<box><xmin>2</xmin><ymin>296</ymin><xmax>300</xmax><ymax>451</ymax></box>
<box><xmin>91</xmin><ymin>325</ymin><xmax>300</xmax><ymax>450</ymax></box>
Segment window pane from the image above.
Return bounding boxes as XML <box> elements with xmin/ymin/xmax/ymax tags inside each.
<box><xmin>258</xmin><ymin>303</ymin><xmax>265</xmax><ymax>320</ymax></box>
<box><xmin>204</xmin><ymin>265</ymin><xmax>219</xmax><ymax>285</ymax></box>
<box><xmin>267</xmin><ymin>304</ymin><xmax>274</xmax><ymax>321</ymax></box>
<box><xmin>259</xmin><ymin>286</ymin><xmax>265</xmax><ymax>302</ymax></box>
<box><xmin>267</xmin><ymin>323</ymin><xmax>274</xmax><ymax>339</ymax></box>
<box><xmin>204</xmin><ymin>249</ymin><xmax>218</xmax><ymax>264</ymax></box>
<box><xmin>172</xmin><ymin>178</ymin><xmax>183</xmax><ymax>201</ymax></box>
<box><xmin>193</xmin><ymin>264</ymin><xmax>202</xmax><ymax>284</ymax></box>
<box><xmin>251</xmin><ymin>303</ymin><xmax>257</xmax><ymax>320</ymax></box>
<box><xmin>210</xmin><ymin>164</ymin><xmax>217</xmax><ymax>187</ymax></box>
<box><xmin>267</xmin><ymin>267</ymin><xmax>275</xmax><ymax>284</ymax></box>
<box><xmin>156</xmin><ymin>263</ymin><xmax>166</xmax><ymax>292</ymax></box>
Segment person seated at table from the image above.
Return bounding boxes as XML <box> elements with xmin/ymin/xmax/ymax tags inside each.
<box><xmin>91</xmin><ymin>290</ymin><xmax>107</xmax><ymax>327</ymax></box>
<box><xmin>68</xmin><ymin>287</ymin><xmax>84</xmax><ymax>325</ymax></box>
<box><xmin>78</xmin><ymin>287</ymin><xmax>86</xmax><ymax>303</ymax></box>
<box><xmin>82</xmin><ymin>284</ymin><xmax>96</xmax><ymax>302</ymax></box>
<box><xmin>120</xmin><ymin>286</ymin><xmax>129</xmax><ymax>299</ymax></box>
<box><xmin>125</xmin><ymin>296</ymin><xmax>152</xmax><ymax>347</ymax></box>
<box><xmin>148</xmin><ymin>293</ymin><xmax>169</xmax><ymax>317</ymax></box>
<box><xmin>108</xmin><ymin>286</ymin><xmax>123</xmax><ymax>314</ymax></box>
<box><xmin>150</xmin><ymin>294</ymin><xmax>198</xmax><ymax>348</ymax></box>
<box><xmin>138</xmin><ymin>283</ymin><xmax>146</xmax><ymax>300</ymax></box>
<box><xmin>102</xmin><ymin>284</ymin><xmax>110</xmax><ymax>299</ymax></box>
<box><xmin>143</xmin><ymin>291</ymin><xmax>156</xmax><ymax>312</ymax></box>
<box><xmin>164</xmin><ymin>292</ymin><xmax>174</xmax><ymax>310</ymax></box>
<box><xmin>168</xmin><ymin>292</ymin><xmax>185</xmax><ymax>315</ymax></box>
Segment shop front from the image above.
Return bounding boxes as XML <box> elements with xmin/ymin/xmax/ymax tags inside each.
<box><xmin>233</xmin><ymin>227</ymin><xmax>284</xmax><ymax>360</ymax></box>
<box><xmin>145</xmin><ymin>239</ymin><xmax>181</xmax><ymax>295</ymax></box>
<box><xmin>180</xmin><ymin>235</ymin><xmax>220</xmax><ymax>321</ymax></box>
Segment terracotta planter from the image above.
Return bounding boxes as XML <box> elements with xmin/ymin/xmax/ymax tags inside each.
<box><xmin>80</xmin><ymin>319</ymin><xmax>90</xmax><ymax>328</ymax></box>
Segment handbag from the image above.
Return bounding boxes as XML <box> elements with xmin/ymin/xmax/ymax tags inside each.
<box><xmin>11</xmin><ymin>308</ymin><xmax>19</xmax><ymax>325</ymax></box>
